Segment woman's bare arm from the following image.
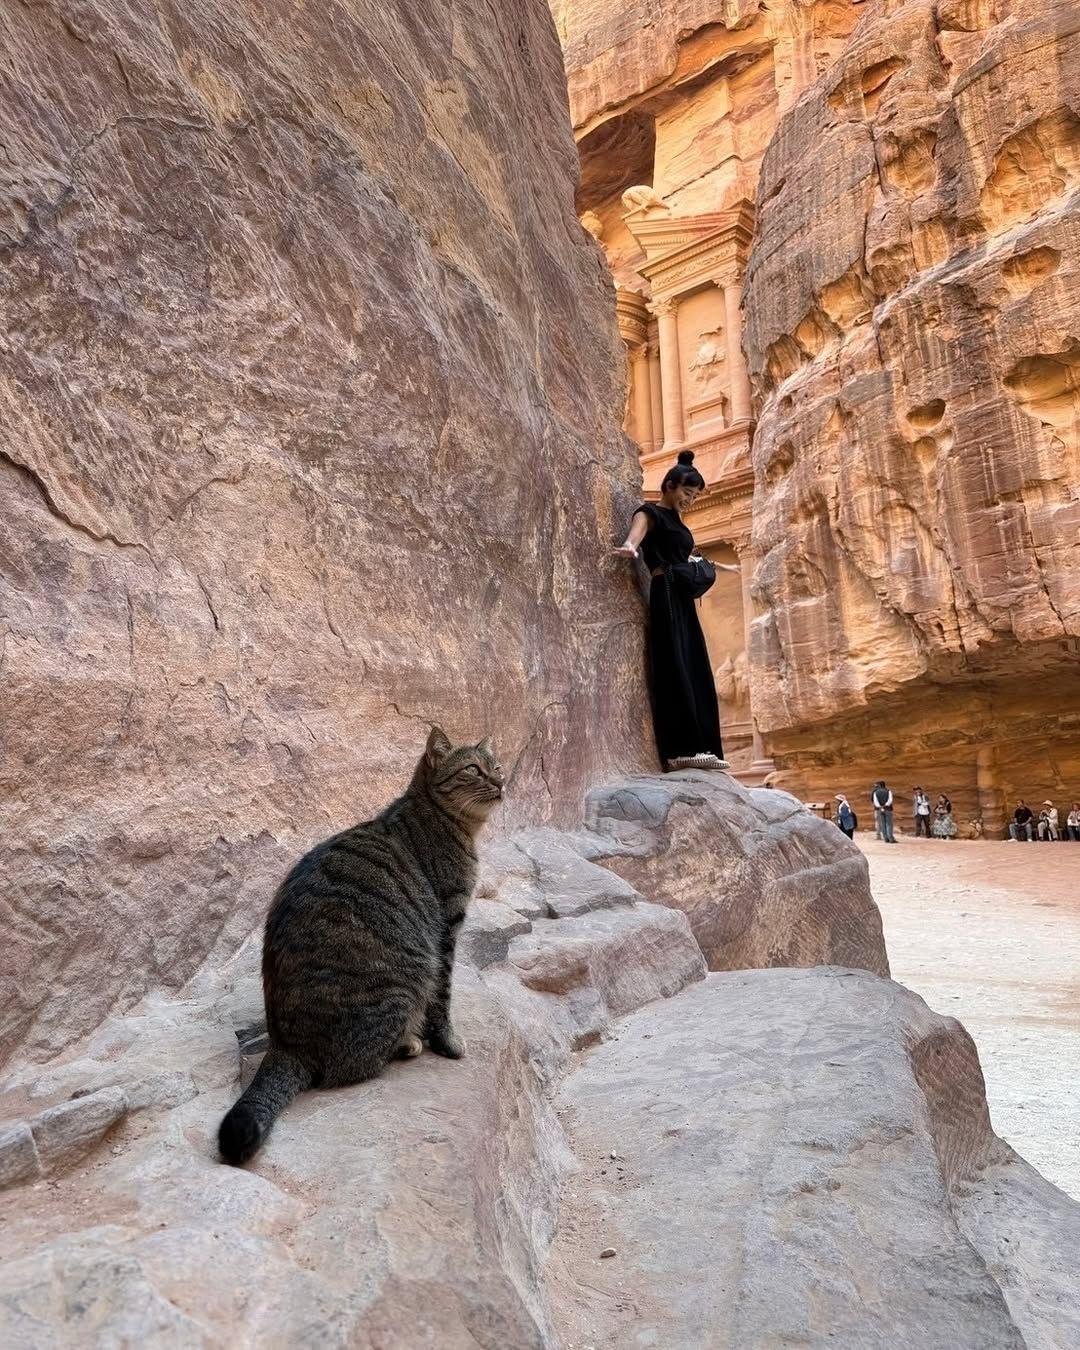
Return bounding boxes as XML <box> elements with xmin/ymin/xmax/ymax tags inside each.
<box><xmin>614</xmin><ymin>510</ymin><xmax>650</xmax><ymax>558</ymax></box>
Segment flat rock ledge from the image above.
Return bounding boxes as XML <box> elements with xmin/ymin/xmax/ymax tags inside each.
<box><xmin>1</xmin><ymin>777</ymin><xmax>1075</xmax><ymax>1347</ymax></box>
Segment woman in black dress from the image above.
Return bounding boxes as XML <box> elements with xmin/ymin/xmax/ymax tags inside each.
<box><xmin>615</xmin><ymin>450</ymin><xmax>737</xmax><ymax>771</ymax></box>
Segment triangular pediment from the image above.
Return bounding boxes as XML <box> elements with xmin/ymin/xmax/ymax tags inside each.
<box><xmin>624</xmin><ymin>199</ymin><xmax>756</xmax><ymax>278</ymax></box>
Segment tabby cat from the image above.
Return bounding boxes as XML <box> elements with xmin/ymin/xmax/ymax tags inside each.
<box><xmin>218</xmin><ymin>727</ymin><xmax>504</xmax><ymax>1165</ymax></box>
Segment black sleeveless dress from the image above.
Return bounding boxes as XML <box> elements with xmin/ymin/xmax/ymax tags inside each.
<box><xmin>633</xmin><ymin>503</ymin><xmax>725</xmax><ymax>765</ymax></box>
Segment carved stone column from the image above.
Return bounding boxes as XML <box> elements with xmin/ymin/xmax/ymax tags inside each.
<box><xmin>720</xmin><ymin>278</ymin><xmax>753</xmax><ymax>425</ymax></box>
<box><xmin>646</xmin><ymin>339</ymin><xmax>663</xmax><ymax>453</ymax></box>
<box><xmin>976</xmin><ymin>743</ymin><xmax>1005</xmax><ymax>837</ymax></box>
<box><xmin>616</xmin><ymin>287</ymin><xmax>652</xmax><ymax>450</ymax></box>
<box><xmin>651</xmin><ymin>297</ymin><xmax>685</xmax><ymax>450</ymax></box>
<box><xmin>629</xmin><ymin>344</ymin><xmax>653</xmax><ymax>450</ymax></box>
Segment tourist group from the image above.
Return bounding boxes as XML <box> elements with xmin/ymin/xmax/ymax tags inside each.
<box><xmin>1006</xmin><ymin>799</ymin><xmax>1080</xmax><ymax>842</ymax></box>
<box><xmin>832</xmin><ymin>785</ymin><xmax>1080</xmax><ymax>842</ymax></box>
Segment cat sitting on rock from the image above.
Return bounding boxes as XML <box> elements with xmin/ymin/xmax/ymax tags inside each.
<box><xmin>218</xmin><ymin>728</ymin><xmax>504</xmax><ymax>1165</ymax></box>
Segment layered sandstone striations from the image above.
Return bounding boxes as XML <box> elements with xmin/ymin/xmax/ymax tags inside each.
<box><xmin>0</xmin><ymin>0</ymin><xmax>653</xmax><ymax>1068</ymax></box>
<box><xmin>742</xmin><ymin>0</ymin><xmax>1080</xmax><ymax>818</ymax></box>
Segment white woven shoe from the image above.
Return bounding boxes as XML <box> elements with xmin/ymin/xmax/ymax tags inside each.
<box><xmin>668</xmin><ymin>753</ymin><xmax>731</xmax><ymax>771</ymax></box>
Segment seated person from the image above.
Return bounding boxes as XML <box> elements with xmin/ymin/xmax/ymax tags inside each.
<box><xmin>1008</xmin><ymin>800</ymin><xmax>1034</xmax><ymax>841</ymax></box>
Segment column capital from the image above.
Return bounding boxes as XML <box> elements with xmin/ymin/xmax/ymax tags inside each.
<box><xmin>712</xmin><ymin>270</ymin><xmax>743</xmax><ymax>293</ymax></box>
<box><xmin>649</xmin><ymin>295</ymin><xmax>680</xmax><ymax>318</ymax></box>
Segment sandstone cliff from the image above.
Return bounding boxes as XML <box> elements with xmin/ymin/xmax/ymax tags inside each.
<box><xmin>556</xmin><ymin>0</ymin><xmax>860</xmax><ymax>287</ymax></box>
<box><xmin>742</xmin><ymin>0</ymin><xmax>1080</xmax><ymax>817</ymax></box>
<box><xmin>0</xmin><ymin>0</ymin><xmax>650</xmax><ymax>1068</ymax></box>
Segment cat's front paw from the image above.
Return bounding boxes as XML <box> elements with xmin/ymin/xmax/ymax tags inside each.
<box><xmin>427</xmin><ymin>1029</ymin><xmax>466</xmax><ymax>1060</ymax></box>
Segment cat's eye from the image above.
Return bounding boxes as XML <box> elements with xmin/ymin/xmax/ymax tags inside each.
<box><xmin>463</xmin><ymin>765</ymin><xmax>480</xmax><ymax>777</ymax></box>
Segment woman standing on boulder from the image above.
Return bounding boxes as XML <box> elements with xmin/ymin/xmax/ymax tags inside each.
<box><xmin>615</xmin><ymin>450</ymin><xmax>736</xmax><ymax>771</ymax></box>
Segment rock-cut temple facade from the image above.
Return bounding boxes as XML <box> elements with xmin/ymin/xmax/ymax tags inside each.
<box><xmin>555</xmin><ymin>0</ymin><xmax>1080</xmax><ymax>827</ymax></box>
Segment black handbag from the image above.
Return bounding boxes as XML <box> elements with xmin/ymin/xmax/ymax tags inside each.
<box><xmin>667</xmin><ymin>556</ymin><xmax>716</xmax><ymax>599</ymax></box>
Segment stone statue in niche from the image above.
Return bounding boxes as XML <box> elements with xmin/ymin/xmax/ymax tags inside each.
<box><xmin>689</xmin><ymin>328</ymin><xmax>727</xmax><ymax>387</ymax></box>
<box><xmin>622</xmin><ymin>184</ymin><xmax>668</xmax><ymax>214</ymax></box>
<box><xmin>714</xmin><ymin>651</ymin><xmax>749</xmax><ymax>706</ymax></box>
<box><xmin>579</xmin><ymin>210</ymin><xmax>604</xmax><ymax>240</ymax></box>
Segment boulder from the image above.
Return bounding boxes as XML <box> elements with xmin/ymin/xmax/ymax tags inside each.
<box><xmin>547</xmin><ymin>967</ymin><xmax>1080</xmax><ymax>1350</ymax></box>
<box><xmin>0</xmin><ymin>1124</ymin><xmax>40</xmax><ymax>1191</ymax></box>
<box><xmin>495</xmin><ymin>903</ymin><xmax>707</xmax><ymax>1058</ymax></box>
<box><xmin>585</xmin><ymin>772</ymin><xmax>889</xmax><ymax>976</ymax></box>
<box><xmin>0</xmin><ymin>0</ymin><xmax>651</xmax><ymax>1070</ymax></box>
<box><xmin>0</xmin><ymin>902</ymin><xmax>706</xmax><ymax>1347</ymax></box>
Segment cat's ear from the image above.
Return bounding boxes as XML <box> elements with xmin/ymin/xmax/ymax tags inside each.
<box><xmin>425</xmin><ymin>725</ymin><xmax>452</xmax><ymax>769</ymax></box>
<box><xmin>476</xmin><ymin>735</ymin><xmax>493</xmax><ymax>756</ymax></box>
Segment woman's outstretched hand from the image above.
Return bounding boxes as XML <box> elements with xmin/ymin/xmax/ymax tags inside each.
<box><xmin>613</xmin><ymin>543</ymin><xmax>639</xmax><ymax>559</ymax></box>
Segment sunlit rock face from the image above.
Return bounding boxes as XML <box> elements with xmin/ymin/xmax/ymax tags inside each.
<box><xmin>0</xmin><ymin>0</ymin><xmax>651</xmax><ymax>1067</ymax></box>
<box><xmin>550</xmin><ymin>0</ymin><xmax>864</xmax><ymax>777</ymax></box>
<box><xmin>742</xmin><ymin>0</ymin><xmax>1080</xmax><ymax>821</ymax></box>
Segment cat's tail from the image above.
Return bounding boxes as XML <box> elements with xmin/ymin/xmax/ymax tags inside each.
<box><xmin>218</xmin><ymin>1046</ymin><xmax>313</xmax><ymax>1165</ymax></box>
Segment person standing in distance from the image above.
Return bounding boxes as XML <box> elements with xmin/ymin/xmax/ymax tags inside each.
<box><xmin>912</xmin><ymin>786</ymin><xmax>932</xmax><ymax>837</ymax></box>
<box><xmin>872</xmin><ymin>780</ymin><xmax>897</xmax><ymax>842</ymax></box>
<box><xmin>615</xmin><ymin>450</ymin><xmax>737</xmax><ymax>772</ymax></box>
<box><xmin>834</xmin><ymin>793</ymin><xmax>857</xmax><ymax>839</ymax></box>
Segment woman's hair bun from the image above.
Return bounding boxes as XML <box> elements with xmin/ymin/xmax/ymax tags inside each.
<box><xmin>676</xmin><ymin>450</ymin><xmax>696</xmax><ymax>466</ymax></box>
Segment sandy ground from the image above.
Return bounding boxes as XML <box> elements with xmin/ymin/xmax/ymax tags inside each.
<box><xmin>861</xmin><ymin>835</ymin><xmax>1080</xmax><ymax>1201</ymax></box>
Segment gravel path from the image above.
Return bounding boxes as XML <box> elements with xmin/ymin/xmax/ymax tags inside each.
<box><xmin>861</xmin><ymin>836</ymin><xmax>1080</xmax><ymax>1200</ymax></box>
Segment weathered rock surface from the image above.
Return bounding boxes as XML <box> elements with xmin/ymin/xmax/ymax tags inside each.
<box><xmin>0</xmin><ymin>0</ymin><xmax>652</xmax><ymax>1069</ymax></box>
<box><xmin>585</xmin><ymin>772</ymin><xmax>889</xmax><ymax>976</ymax></box>
<box><xmin>548</xmin><ymin>967</ymin><xmax>1080</xmax><ymax>1350</ymax></box>
<box><xmin>742</xmin><ymin>0</ymin><xmax>1080</xmax><ymax>816</ymax></box>
<box><xmin>28</xmin><ymin>1086</ymin><xmax>128</xmax><ymax>1177</ymax></box>
<box><xmin>0</xmin><ymin>1124</ymin><xmax>40</xmax><ymax>1191</ymax></box>
<box><xmin>3</xmin><ymin>902</ymin><xmax>1078</xmax><ymax>1346</ymax></box>
<box><xmin>478</xmin><ymin>826</ymin><xmax>645</xmax><ymax>920</ymax></box>
<box><xmin>0</xmin><ymin>892</ymin><xmax>706</xmax><ymax>1347</ymax></box>
<box><xmin>459</xmin><ymin>898</ymin><xmax>534</xmax><ymax>971</ymax></box>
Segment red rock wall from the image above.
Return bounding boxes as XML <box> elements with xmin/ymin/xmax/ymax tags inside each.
<box><xmin>742</xmin><ymin>0</ymin><xmax>1080</xmax><ymax>822</ymax></box>
<box><xmin>0</xmin><ymin>0</ymin><xmax>651</xmax><ymax>1066</ymax></box>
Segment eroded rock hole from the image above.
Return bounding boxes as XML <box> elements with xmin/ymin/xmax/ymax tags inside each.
<box><xmin>860</xmin><ymin>57</ymin><xmax>904</xmax><ymax>117</ymax></box>
<box><xmin>906</xmin><ymin>400</ymin><xmax>946</xmax><ymax>430</ymax></box>
<box><xmin>1001</xmin><ymin>246</ymin><xmax>1062</xmax><ymax>295</ymax></box>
